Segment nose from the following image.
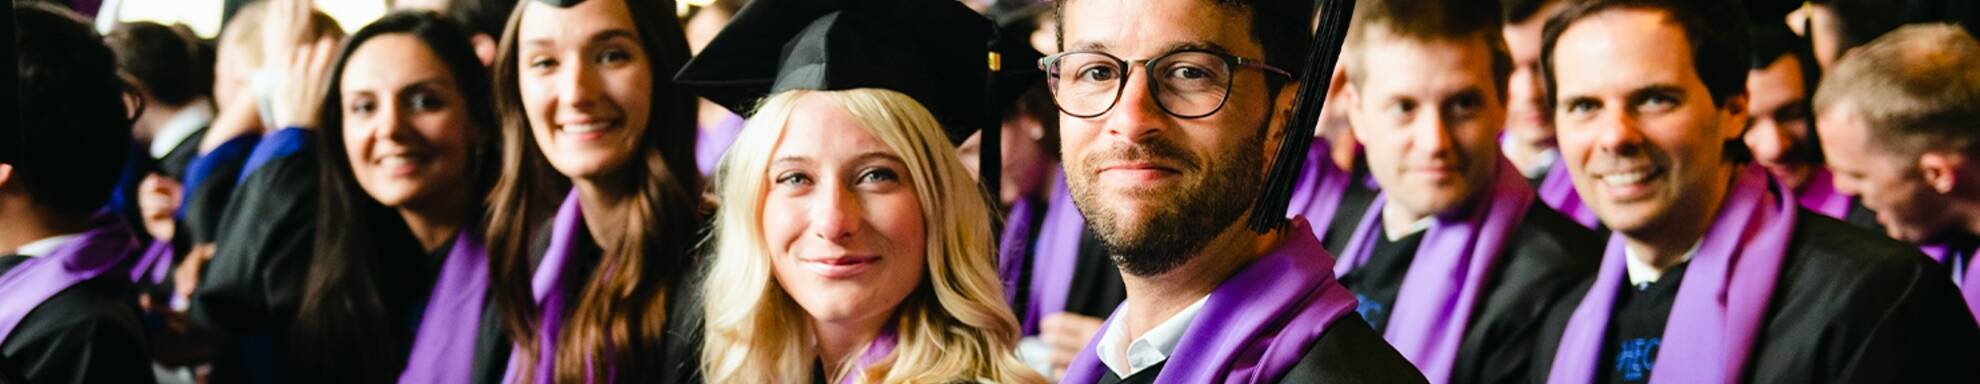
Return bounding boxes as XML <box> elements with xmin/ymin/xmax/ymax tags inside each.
<box><xmin>1102</xmin><ymin>66</ymin><xmax>1168</xmax><ymax>144</ymax></box>
<box><xmin>374</xmin><ymin>101</ymin><xmax>411</xmax><ymax>142</ymax></box>
<box><xmin>555</xmin><ymin>58</ymin><xmax>602</xmax><ymax>113</ymax></box>
<box><xmin>1589</xmin><ymin>108</ymin><xmax>1646</xmax><ymax>157</ymax></box>
<box><xmin>1414</xmin><ymin>111</ymin><xmax>1456</xmax><ymax>161</ymax></box>
<box><xmin>810</xmin><ymin>181</ymin><xmax>862</xmax><ymax>242</ymax></box>
<box><xmin>1744</xmin><ymin>118</ymin><xmax>1788</xmax><ymax>164</ymax></box>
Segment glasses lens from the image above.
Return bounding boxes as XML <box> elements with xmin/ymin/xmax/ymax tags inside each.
<box><xmin>1154</xmin><ymin>52</ymin><xmax>1234</xmax><ymax>117</ymax></box>
<box><xmin>1049</xmin><ymin>52</ymin><xmax>1125</xmax><ymax>116</ymax></box>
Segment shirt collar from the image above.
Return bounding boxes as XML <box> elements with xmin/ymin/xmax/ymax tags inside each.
<box><xmin>1624</xmin><ymin>240</ymin><xmax>1701</xmax><ymax>286</ymax></box>
<box><xmin>11</xmin><ymin>233</ymin><xmax>83</xmax><ymax>258</ymax></box>
<box><xmin>1097</xmin><ymin>295</ymin><xmax>1209</xmax><ymax>378</ymax></box>
<box><xmin>149</xmin><ymin>100</ymin><xmax>215</xmax><ymax>159</ymax></box>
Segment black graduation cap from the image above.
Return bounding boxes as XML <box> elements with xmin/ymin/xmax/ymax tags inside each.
<box><xmin>673</xmin><ymin>0</ymin><xmax>995</xmax><ymax>145</ymax></box>
<box><xmin>531</xmin><ymin>0</ymin><xmax>587</xmax><ymax>7</ymax></box>
<box><xmin>987</xmin><ymin>2</ymin><xmax>1047</xmax><ymax>121</ymax></box>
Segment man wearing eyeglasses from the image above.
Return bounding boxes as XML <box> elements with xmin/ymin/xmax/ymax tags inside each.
<box><xmin>1048</xmin><ymin>0</ymin><xmax>1427</xmax><ymax>382</ymax></box>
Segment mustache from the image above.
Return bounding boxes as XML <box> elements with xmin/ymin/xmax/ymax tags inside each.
<box><xmin>1082</xmin><ymin>138</ymin><xmax>1203</xmax><ymax>173</ymax></box>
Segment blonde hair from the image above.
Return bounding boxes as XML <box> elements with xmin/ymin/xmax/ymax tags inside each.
<box><xmin>700</xmin><ymin>89</ymin><xmax>1043</xmax><ymax>384</ymax></box>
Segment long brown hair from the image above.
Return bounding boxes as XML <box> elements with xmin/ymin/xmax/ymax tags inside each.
<box><xmin>485</xmin><ymin>0</ymin><xmax>703</xmax><ymax>382</ymax></box>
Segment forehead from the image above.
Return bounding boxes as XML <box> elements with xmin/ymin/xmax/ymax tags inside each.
<box><xmin>518</xmin><ymin>0</ymin><xmax>638</xmax><ymax>45</ymax></box>
<box><xmin>775</xmin><ymin>94</ymin><xmax>890</xmax><ymax>158</ymax></box>
<box><xmin>1060</xmin><ymin>0</ymin><xmax>1260</xmax><ymax>57</ymax></box>
<box><xmin>1747</xmin><ymin>55</ymin><xmax>1805</xmax><ymax>98</ymax></box>
<box><xmin>1359</xmin><ymin>31</ymin><xmax>1499</xmax><ymax>90</ymax></box>
<box><xmin>1550</xmin><ymin>8</ymin><xmax>1699</xmax><ymax>96</ymax></box>
<box><xmin>343</xmin><ymin>34</ymin><xmax>453</xmax><ymax>89</ymax></box>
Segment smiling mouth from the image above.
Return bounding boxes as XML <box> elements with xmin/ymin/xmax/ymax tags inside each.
<box><xmin>556</xmin><ymin>118</ymin><xmax>622</xmax><ymax>139</ymax></box>
<box><xmin>801</xmin><ymin>255</ymin><xmax>880</xmax><ymax>279</ymax></box>
<box><xmin>374</xmin><ymin>153</ymin><xmax>429</xmax><ymax>175</ymax></box>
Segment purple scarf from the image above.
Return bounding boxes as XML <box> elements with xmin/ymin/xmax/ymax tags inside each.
<box><xmin>1961</xmin><ymin>245</ymin><xmax>1980</xmax><ymax>325</ymax></box>
<box><xmin>1332</xmin><ymin>159</ymin><xmax>1535</xmax><ymax>382</ymax></box>
<box><xmin>837</xmin><ymin>326</ymin><xmax>899</xmax><ymax>384</ymax></box>
<box><xmin>1794</xmin><ymin>169</ymin><xmax>1850</xmax><ymax>220</ymax></box>
<box><xmin>503</xmin><ymin>190</ymin><xmax>584</xmax><ymax>384</ymax></box>
<box><xmin>1060</xmin><ymin>220</ymin><xmax>1360</xmax><ymax>383</ymax></box>
<box><xmin>999</xmin><ymin>196</ymin><xmax>1039</xmax><ymax>305</ymax></box>
<box><xmin>1538</xmin><ymin>156</ymin><xmax>1601</xmax><ymax>229</ymax></box>
<box><xmin>0</xmin><ymin>216</ymin><xmax>140</xmax><ymax>342</ymax></box>
<box><xmin>1021</xmin><ymin>138</ymin><xmax>1355</xmax><ymax>335</ymax></box>
<box><xmin>399</xmin><ymin>229</ymin><xmax>492</xmax><ymax>383</ymax></box>
<box><xmin>1546</xmin><ymin>166</ymin><xmax>1796</xmax><ymax>384</ymax></box>
<box><xmin>695</xmin><ymin>113</ymin><xmax>746</xmax><ymax>177</ymax></box>
<box><xmin>129</xmin><ymin>238</ymin><xmax>175</xmax><ymax>285</ymax></box>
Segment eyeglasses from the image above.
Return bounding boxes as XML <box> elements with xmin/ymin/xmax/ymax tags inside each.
<box><xmin>1039</xmin><ymin>49</ymin><xmax>1291</xmax><ymax>119</ymax></box>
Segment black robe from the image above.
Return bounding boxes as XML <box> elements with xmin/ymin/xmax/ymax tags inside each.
<box><xmin>282</xmin><ymin>227</ymin><xmax>510</xmax><ymax>384</ymax></box>
<box><xmin>1528</xmin><ymin>210</ymin><xmax>1980</xmax><ymax>383</ymax></box>
<box><xmin>1093</xmin><ymin>314</ymin><xmax>1429</xmax><ymax>384</ymax></box>
<box><xmin>1332</xmin><ymin>201</ymin><xmax>1605</xmax><ymax>384</ymax></box>
<box><xmin>0</xmin><ymin>256</ymin><xmax>154</xmax><ymax>384</ymax></box>
<box><xmin>526</xmin><ymin>217</ymin><xmax>706</xmax><ymax>384</ymax></box>
<box><xmin>188</xmin><ymin>133</ymin><xmax>318</xmax><ymax>384</ymax></box>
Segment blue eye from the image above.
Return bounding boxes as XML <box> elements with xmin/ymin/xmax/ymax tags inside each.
<box><xmin>858</xmin><ymin>168</ymin><xmax>900</xmax><ymax>184</ymax></box>
<box><xmin>776</xmin><ymin>172</ymin><xmax>813</xmax><ymax>187</ymax></box>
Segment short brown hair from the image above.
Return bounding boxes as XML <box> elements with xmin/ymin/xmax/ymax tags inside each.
<box><xmin>1343</xmin><ymin>0</ymin><xmax>1513</xmax><ymax>97</ymax></box>
<box><xmin>1814</xmin><ymin>23</ymin><xmax>1980</xmax><ymax>157</ymax></box>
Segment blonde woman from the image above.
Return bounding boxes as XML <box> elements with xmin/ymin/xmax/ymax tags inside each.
<box><xmin>675</xmin><ymin>1</ymin><xmax>1040</xmax><ymax>382</ymax></box>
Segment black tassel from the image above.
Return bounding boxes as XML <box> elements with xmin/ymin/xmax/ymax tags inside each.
<box><xmin>1247</xmin><ymin>0</ymin><xmax>1357</xmax><ymax>233</ymax></box>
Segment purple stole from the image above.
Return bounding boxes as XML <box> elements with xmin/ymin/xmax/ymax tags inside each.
<box><xmin>1331</xmin><ymin>160</ymin><xmax>1535</xmax><ymax>382</ymax></box>
<box><xmin>1921</xmin><ymin>242</ymin><xmax>1980</xmax><ymax>324</ymax></box>
<box><xmin>1794</xmin><ymin>169</ymin><xmax>1850</xmax><ymax>220</ymax></box>
<box><xmin>399</xmin><ymin>229</ymin><xmax>491</xmax><ymax>383</ymax></box>
<box><xmin>1538</xmin><ymin>156</ymin><xmax>1600</xmax><ymax>229</ymax></box>
<box><xmin>1016</xmin><ymin>139</ymin><xmax>1356</xmax><ymax>335</ymax></box>
<box><xmin>695</xmin><ymin>113</ymin><xmax>746</xmax><ymax>177</ymax></box>
<box><xmin>998</xmin><ymin>196</ymin><xmax>1039</xmax><ymax>305</ymax></box>
<box><xmin>1060</xmin><ymin>219</ymin><xmax>1360</xmax><ymax>383</ymax></box>
<box><xmin>503</xmin><ymin>190</ymin><xmax>584</xmax><ymax>384</ymax></box>
<box><xmin>838</xmin><ymin>326</ymin><xmax>899</xmax><ymax>384</ymax></box>
<box><xmin>1546</xmin><ymin>166</ymin><xmax>1796</xmax><ymax>384</ymax></box>
<box><xmin>0</xmin><ymin>217</ymin><xmax>140</xmax><ymax>342</ymax></box>
<box><xmin>129</xmin><ymin>238</ymin><xmax>175</xmax><ymax>285</ymax></box>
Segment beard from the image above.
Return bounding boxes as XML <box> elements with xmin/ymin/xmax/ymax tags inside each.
<box><xmin>1069</xmin><ymin>125</ymin><xmax>1266</xmax><ymax>277</ymax></box>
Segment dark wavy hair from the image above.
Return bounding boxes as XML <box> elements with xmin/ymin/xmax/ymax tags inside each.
<box><xmin>290</xmin><ymin>11</ymin><xmax>497</xmax><ymax>382</ymax></box>
<box><xmin>485</xmin><ymin>0</ymin><xmax>705</xmax><ymax>382</ymax></box>
<box><xmin>8</xmin><ymin>2</ymin><xmax>137</xmax><ymax>216</ymax></box>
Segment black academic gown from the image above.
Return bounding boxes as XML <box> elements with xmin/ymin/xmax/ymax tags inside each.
<box><xmin>188</xmin><ymin>133</ymin><xmax>318</xmax><ymax>384</ymax></box>
<box><xmin>526</xmin><ymin>218</ymin><xmax>706</xmax><ymax>384</ymax></box>
<box><xmin>1332</xmin><ymin>201</ymin><xmax>1603</xmax><ymax>384</ymax></box>
<box><xmin>282</xmin><ymin>226</ymin><xmax>510</xmax><ymax>384</ymax></box>
<box><xmin>1528</xmin><ymin>210</ymin><xmax>1980</xmax><ymax>383</ymax></box>
<box><xmin>0</xmin><ymin>256</ymin><xmax>154</xmax><ymax>384</ymax></box>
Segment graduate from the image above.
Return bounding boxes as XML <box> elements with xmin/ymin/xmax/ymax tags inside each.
<box><xmin>104</xmin><ymin>21</ymin><xmax>214</xmax><ymax>306</ymax></box>
<box><xmin>1741</xmin><ymin>21</ymin><xmax>1878</xmax><ymax>226</ymax></box>
<box><xmin>1046</xmin><ymin>0</ymin><xmax>1428</xmax><ymax>381</ymax></box>
<box><xmin>678</xmin><ymin>2</ymin><xmax>1043</xmax><ymax>381</ymax></box>
<box><xmin>483</xmin><ymin>0</ymin><xmax>706</xmax><ymax>381</ymax></box>
<box><xmin>1498</xmin><ymin>0</ymin><xmax>1600</xmax><ymax>230</ymax></box>
<box><xmin>0</xmin><ymin>3</ymin><xmax>152</xmax><ymax>382</ymax></box>
<box><xmin>1528</xmin><ymin>1</ymin><xmax>1980</xmax><ymax>383</ymax></box>
<box><xmin>1326</xmin><ymin>0</ymin><xmax>1602</xmax><ymax>382</ymax></box>
<box><xmin>285</xmin><ymin>11</ymin><xmax>509</xmax><ymax>383</ymax></box>
<box><xmin>1008</xmin><ymin>8</ymin><xmax>1376</xmax><ymax>380</ymax></box>
<box><xmin>176</xmin><ymin>1</ymin><xmax>344</xmax><ymax>381</ymax></box>
<box><xmin>1812</xmin><ymin>24</ymin><xmax>1980</xmax><ymax>323</ymax></box>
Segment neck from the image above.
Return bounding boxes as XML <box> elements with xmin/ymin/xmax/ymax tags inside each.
<box><xmin>1623</xmin><ymin>165</ymin><xmax>1738</xmax><ymax>274</ymax></box>
<box><xmin>573</xmin><ymin>175</ymin><xmax>633</xmax><ymax>250</ymax></box>
<box><xmin>398</xmin><ymin>196</ymin><xmax>469</xmax><ymax>253</ymax></box>
<box><xmin>1116</xmin><ymin>212</ymin><xmax>1278</xmax><ymax>348</ymax></box>
<box><xmin>1501</xmin><ymin>134</ymin><xmax>1556</xmax><ymax>175</ymax></box>
<box><xmin>813</xmin><ymin>311</ymin><xmax>891</xmax><ymax>381</ymax></box>
<box><xmin>1380</xmin><ymin>199</ymin><xmax>1431</xmax><ymax>241</ymax></box>
<box><xmin>0</xmin><ymin>195</ymin><xmax>93</xmax><ymax>254</ymax></box>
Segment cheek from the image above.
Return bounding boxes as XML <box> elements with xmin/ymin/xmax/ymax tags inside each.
<box><xmin>519</xmin><ymin>75</ymin><xmax>558</xmax><ymax>134</ymax></box>
<box><xmin>610</xmin><ymin>67</ymin><xmax>655</xmax><ymax>124</ymax></box>
<box><xmin>869</xmin><ymin>193</ymin><xmax>926</xmax><ymax>255</ymax></box>
<box><xmin>343</xmin><ymin>124</ymin><xmax>373</xmax><ymax>174</ymax></box>
<box><xmin>762</xmin><ymin>195</ymin><xmax>808</xmax><ymax>252</ymax></box>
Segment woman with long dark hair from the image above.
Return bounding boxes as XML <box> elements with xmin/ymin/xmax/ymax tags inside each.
<box><xmin>484</xmin><ymin>0</ymin><xmax>706</xmax><ymax>382</ymax></box>
<box><xmin>287</xmin><ymin>11</ymin><xmax>507</xmax><ymax>383</ymax></box>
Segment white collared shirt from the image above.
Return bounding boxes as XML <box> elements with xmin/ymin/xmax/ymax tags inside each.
<box><xmin>149</xmin><ymin>100</ymin><xmax>215</xmax><ymax>160</ymax></box>
<box><xmin>10</xmin><ymin>233</ymin><xmax>82</xmax><ymax>258</ymax></box>
<box><xmin>1624</xmin><ymin>241</ymin><xmax>1701</xmax><ymax>287</ymax></box>
<box><xmin>1097</xmin><ymin>296</ymin><xmax>1209</xmax><ymax>378</ymax></box>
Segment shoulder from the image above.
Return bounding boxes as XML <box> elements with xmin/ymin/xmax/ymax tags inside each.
<box><xmin>1777</xmin><ymin>209</ymin><xmax>1938</xmax><ymax>305</ymax></box>
<box><xmin>1285</xmin><ymin>314</ymin><xmax>1431</xmax><ymax>383</ymax></box>
<box><xmin>1504</xmin><ymin>203</ymin><xmax>1604</xmax><ymax>274</ymax></box>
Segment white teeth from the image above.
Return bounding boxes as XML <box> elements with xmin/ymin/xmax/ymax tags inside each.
<box><xmin>1600</xmin><ymin>171</ymin><xmax>1651</xmax><ymax>186</ymax></box>
<box><xmin>562</xmin><ymin>123</ymin><xmax>606</xmax><ymax>134</ymax></box>
<box><xmin>379</xmin><ymin>155</ymin><xmax>411</xmax><ymax>168</ymax></box>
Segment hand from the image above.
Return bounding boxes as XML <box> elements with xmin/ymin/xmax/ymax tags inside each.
<box><xmin>137</xmin><ymin>174</ymin><xmax>183</xmax><ymax>240</ymax></box>
<box><xmin>260</xmin><ymin>0</ymin><xmax>338</xmax><ymax>129</ymax></box>
<box><xmin>172</xmin><ymin>243</ymin><xmax>217</xmax><ymax>314</ymax></box>
<box><xmin>1042</xmin><ymin>313</ymin><xmax>1105</xmax><ymax>378</ymax></box>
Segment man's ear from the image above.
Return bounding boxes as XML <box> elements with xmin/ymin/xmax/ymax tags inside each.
<box><xmin>1919</xmin><ymin>150</ymin><xmax>1968</xmax><ymax>195</ymax></box>
<box><xmin>0</xmin><ymin>163</ymin><xmax>13</xmax><ymax>190</ymax></box>
<box><xmin>1720</xmin><ymin>92</ymin><xmax>1751</xmax><ymax>142</ymax></box>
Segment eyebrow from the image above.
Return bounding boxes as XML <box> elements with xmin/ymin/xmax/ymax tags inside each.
<box><xmin>771</xmin><ymin>152</ymin><xmax>906</xmax><ymax>168</ymax></box>
<box><xmin>522</xmin><ymin>28</ymin><xmax>640</xmax><ymax>49</ymax></box>
<box><xmin>1064</xmin><ymin>40</ymin><xmax>1238</xmax><ymax>58</ymax></box>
